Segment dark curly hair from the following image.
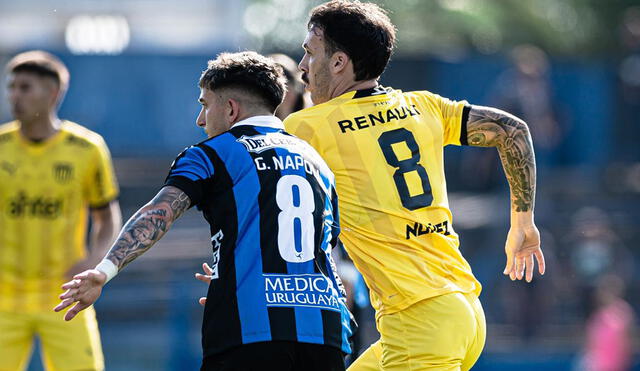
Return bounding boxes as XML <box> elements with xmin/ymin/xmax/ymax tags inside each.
<box><xmin>199</xmin><ymin>51</ymin><xmax>287</xmax><ymax>112</ymax></box>
<box><xmin>308</xmin><ymin>0</ymin><xmax>396</xmax><ymax>81</ymax></box>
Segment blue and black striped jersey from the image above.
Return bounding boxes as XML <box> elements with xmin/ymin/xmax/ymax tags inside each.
<box><xmin>164</xmin><ymin>115</ymin><xmax>353</xmax><ymax>357</ymax></box>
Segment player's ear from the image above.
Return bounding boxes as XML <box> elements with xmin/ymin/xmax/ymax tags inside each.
<box><xmin>226</xmin><ymin>98</ymin><xmax>240</xmax><ymax>125</ymax></box>
<box><xmin>330</xmin><ymin>51</ymin><xmax>349</xmax><ymax>75</ymax></box>
<box><xmin>44</xmin><ymin>79</ymin><xmax>61</xmax><ymax>108</ymax></box>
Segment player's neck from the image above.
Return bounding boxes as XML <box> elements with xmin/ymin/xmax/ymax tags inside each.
<box><xmin>19</xmin><ymin>112</ymin><xmax>62</xmax><ymax>142</ymax></box>
<box><xmin>329</xmin><ymin>78</ymin><xmax>378</xmax><ymax>100</ymax></box>
<box><xmin>232</xmin><ymin>109</ymin><xmax>276</xmax><ymax>126</ymax></box>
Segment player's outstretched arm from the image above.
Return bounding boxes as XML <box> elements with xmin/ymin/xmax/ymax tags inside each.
<box><xmin>65</xmin><ymin>201</ymin><xmax>123</xmax><ymax>278</ymax></box>
<box><xmin>103</xmin><ymin>186</ymin><xmax>191</xmax><ymax>271</ymax></box>
<box><xmin>466</xmin><ymin>105</ymin><xmax>545</xmax><ymax>282</ymax></box>
<box><xmin>54</xmin><ymin>186</ymin><xmax>191</xmax><ymax>320</ymax></box>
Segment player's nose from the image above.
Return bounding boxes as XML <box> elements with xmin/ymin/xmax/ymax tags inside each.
<box><xmin>196</xmin><ymin>110</ymin><xmax>206</xmax><ymax>127</ymax></box>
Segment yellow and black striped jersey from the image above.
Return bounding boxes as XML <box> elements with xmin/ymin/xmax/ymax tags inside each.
<box><xmin>0</xmin><ymin>120</ymin><xmax>118</xmax><ymax>312</ymax></box>
<box><xmin>284</xmin><ymin>86</ymin><xmax>481</xmax><ymax>317</ymax></box>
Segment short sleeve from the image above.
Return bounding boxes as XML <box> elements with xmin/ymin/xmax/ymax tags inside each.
<box><xmin>87</xmin><ymin>137</ymin><xmax>119</xmax><ymax>209</ymax></box>
<box><xmin>429</xmin><ymin>93</ymin><xmax>471</xmax><ymax>147</ymax></box>
<box><xmin>163</xmin><ymin>145</ymin><xmax>215</xmax><ymax>207</ymax></box>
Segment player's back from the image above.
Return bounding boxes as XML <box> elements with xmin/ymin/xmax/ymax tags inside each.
<box><xmin>164</xmin><ymin>116</ymin><xmax>352</xmax><ymax>357</ymax></box>
<box><xmin>284</xmin><ymin>87</ymin><xmax>482</xmax><ymax>317</ymax></box>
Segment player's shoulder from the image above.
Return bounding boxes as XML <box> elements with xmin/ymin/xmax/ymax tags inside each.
<box><xmin>173</xmin><ymin>131</ymin><xmax>235</xmax><ymax>163</ymax></box>
<box><xmin>283</xmin><ymin>105</ymin><xmax>323</xmax><ymax>127</ymax></box>
<box><xmin>0</xmin><ymin>121</ymin><xmax>19</xmax><ymax>144</ymax></box>
<box><xmin>402</xmin><ymin>89</ymin><xmax>443</xmax><ymax>102</ymax></box>
<box><xmin>60</xmin><ymin>121</ymin><xmax>107</xmax><ymax>149</ymax></box>
<box><xmin>401</xmin><ymin>90</ymin><xmax>461</xmax><ymax>115</ymax></box>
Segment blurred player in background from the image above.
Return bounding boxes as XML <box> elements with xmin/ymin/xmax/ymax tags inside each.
<box><xmin>0</xmin><ymin>51</ymin><xmax>121</xmax><ymax>371</ymax></box>
<box><xmin>269</xmin><ymin>53</ymin><xmax>312</xmax><ymax>120</ymax></box>
<box><xmin>55</xmin><ymin>51</ymin><xmax>353</xmax><ymax>371</ymax></box>
<box><xmin>283</xmin><ymin>1</ymin><xmax>546</xmax><ymax>370</ymax></box>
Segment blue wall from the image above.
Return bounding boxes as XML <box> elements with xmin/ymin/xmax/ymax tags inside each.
<box><xmin>58</xmin><ymin>54</ymin><xmax>214</xmax><ymax>157</ymax></box>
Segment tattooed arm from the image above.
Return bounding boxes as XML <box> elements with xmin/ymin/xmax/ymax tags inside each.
<box><xmin>466</xmin><ymin>105</ymin><xmax>545</xmax><ymax>282</ymax></box>
<box><xmin>54</xmin><ymin>186</ymin><xmax>191</xmax><ymax>320</ymax></box>
<box><xmin>105</xmin><ymin>186</ymin><xmax>190</xmax><ymax>270</ymax></box>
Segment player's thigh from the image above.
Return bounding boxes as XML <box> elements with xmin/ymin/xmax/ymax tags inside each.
<box><xmin>36</xmin><ymin>306</ymin><xmax>104</xmax><ymax>371</ymax></box>
<box><xmin>0</xmin><ymin>311</ymin><xmax>35</xmax><ymax>371</ymax></box>
<box><xmin>461</xmin><ymin>294</ymin><xmax>486</xmax><ymax>371</ymax></box>
<box><xmin>348</xmin><ymin>340</ymin><xmax>382</xmax><ymax>371</ymax></box>
<box><xmin>377</xmin><ymin>292</ymin><xmax>478</xmax><ymax>371</ymax></box>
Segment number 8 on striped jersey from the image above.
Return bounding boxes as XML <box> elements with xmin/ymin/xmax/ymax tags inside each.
<box><xmin>276</xmin><ymin>175</ymin><xmax>316</xmax><ymax>263</ymax></box>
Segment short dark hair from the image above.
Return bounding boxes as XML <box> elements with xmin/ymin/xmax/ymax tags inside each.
<box><xmin>308</xmin><ymin>0</ymin><xmax>396</xmax><ymax>81</ymax></box>
<box><xmin>6</xmin><ymin>50</ymin><xmax>70</xmax><ymax>95</ymax></box>
<box><xmin>199</xmin><ymin>51</ymin><xmax>287</xmax><ymax>112</ymax></box>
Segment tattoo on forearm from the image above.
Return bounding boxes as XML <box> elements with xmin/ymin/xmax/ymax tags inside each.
<box><xmin>106</xmin><ymin>186</ymin><xmax>190</xmax><ymax>270</ymax></box>
<box><xmin>466</xmin><ymin>106</ymin><xmax>536</xmax><ymax>212</ymax></box>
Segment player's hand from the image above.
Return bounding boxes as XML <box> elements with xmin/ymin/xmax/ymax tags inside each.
<box><xmin>195</xmin><ymin>262</ymin><xmax>214</xmax><ymax>306</ymax></box>
<box><xmin>54</xmin><ymin>269</ymin><xmax>107</xmax><ymax>321</ymax></box>
<box><xmin>503</xmin><ymin>224</ymin><xmax>545</xmax><ymax>282</ymax></box>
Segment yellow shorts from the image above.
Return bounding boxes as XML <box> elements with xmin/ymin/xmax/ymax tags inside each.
<box><xmin>349</xmin><ymin>292</ymin><xmax>486</xmax><ymax>371</ymax></box>
<box><xmin>0</xmin><ymin>306</ymin><xmax>104</xmax><ymax>371</ymax></box>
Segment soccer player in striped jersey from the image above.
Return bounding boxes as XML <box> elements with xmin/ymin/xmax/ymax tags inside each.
<box><xmin>55</xmin><ymin>51</ymin><xmax>353</xmax><ymax>370</ymax></box>
<box><xmin>0</xmin><ymin>51</ymin><xmax>121</xmax><ymax>371</ymax></box>
<box><xmin>281</xmin><ymin>1</ymin><xmax>546</xmax><ymax>370</ymax></box>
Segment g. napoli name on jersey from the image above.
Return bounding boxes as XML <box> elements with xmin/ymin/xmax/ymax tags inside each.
<box><xmin>238</xmin><ymin>133</ymin><xmax>322</xmax><ymax>178</ymax></box>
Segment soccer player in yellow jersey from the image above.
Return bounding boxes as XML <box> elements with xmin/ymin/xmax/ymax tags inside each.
<box><xmin>0</xmin><ymin>51</ymin><xmax>121</xmax><ymax>371</ymax></box>
<box><xmin>282</xmin><ymin>1</ymin><xmax>546</xmax><ymax>370</ymax></box>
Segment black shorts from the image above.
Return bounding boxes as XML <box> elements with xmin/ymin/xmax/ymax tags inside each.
<box><xmin>201</xmin><ymin>341</ymin><xmax>345</xmax><ymax>371</ymax></box>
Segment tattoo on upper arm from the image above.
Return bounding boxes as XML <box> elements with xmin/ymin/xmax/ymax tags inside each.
<box><xmin>466</xmin><ymin>106</ymin><xmax>536</xmax><ymax>212</ymax></box>
<box><xmin>106</xmin><ymin>186</ymin><xmax>191</xmax><ymax>270</ymax></box>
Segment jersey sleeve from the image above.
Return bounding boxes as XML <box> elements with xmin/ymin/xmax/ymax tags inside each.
<box><xmin>426</xmin><ymin>92</ymin><xmax>471</xmax><ymax>147</ymax></box>
<box><xmin>86</xmin><ymin>137</ymin><xmax>119</xmax><ymax>208</ymax></box>
<box><xmin>163</xmin><ymin>145</ymin><xmax>215</xmax><ymax>207</ymax></box>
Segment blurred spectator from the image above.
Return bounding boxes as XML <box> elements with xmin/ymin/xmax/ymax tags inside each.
<box><xmin>566</xmin><ymin>207</ymin><xmax>634</xmax><ymax>319</ymax></box>
<box><xmin>268</xmin><ymin>53</ymin><xmax>312</xmax><ymax>120</ymax></box>
<box><xmin>577</xmin><ymin>274</ymin><xmax>635</xmax><ymax>371</ymax></box>
<box><xmin>461</xmin><ymin>44</ymin><xmax>564</xmax><ymax>190</ymax></box>
<box><xmin>617</xmin><ymin>7</ymin><xmax>640</xmax><ymax>162</ymax></box>
<box><xmin>500</xmin><ymin>45</ymin><xmax>563</xmax><ymax>154</ymax></box>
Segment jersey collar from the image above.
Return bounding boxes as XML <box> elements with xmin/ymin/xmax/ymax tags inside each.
<box><xmin>351</xmin><ymin>85</ymin><xmax>391</xmax><ymax>99</ymax></box>
<box><xmin>326</xmin><ymin>85</ymin><xmax>391</xmax><ymax>105</ymax></box>
<box><xmin>231</xmin><ymin>115</ymin><xmax>284</xmax><ymax>130</ymax></box>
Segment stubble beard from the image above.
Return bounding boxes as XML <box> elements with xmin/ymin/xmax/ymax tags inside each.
<box><xmin>310</xmin><ymin>62</ymin><xmax>332</xmax><ymax>105</ymax></box>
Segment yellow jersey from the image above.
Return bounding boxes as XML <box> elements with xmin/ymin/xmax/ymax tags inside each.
<box><xmin>0</xmin><ymin>120</ymin><xmax>118</xmax><ymax>312</ymax></box>
<box><xmin>284</xmin><ymin>86</ymin><xmax>481</xmax><ymax>318</ymax></box>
